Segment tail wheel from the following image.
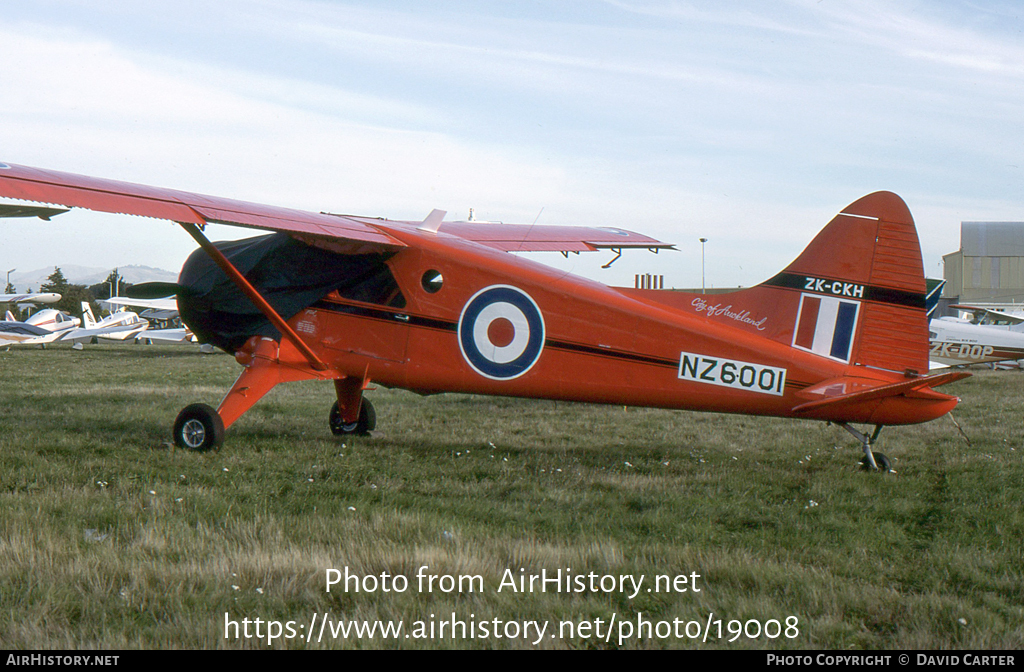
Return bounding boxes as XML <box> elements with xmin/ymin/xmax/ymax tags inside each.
<box><xmin>329</xmin><ymin>398</ymin><xmax>376</xmax><ymax>436</ymax></box>
<box><xmin>173</xmin><ymin>403</ymin><xmax>225</xmax><ymax>451</ymax></box>
<box><xmin>860</xmin><ymin>451</ymin><xmax>893</xmax><ymax>473</ymax></box>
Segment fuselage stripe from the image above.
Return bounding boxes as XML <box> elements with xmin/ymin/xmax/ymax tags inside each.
<box><xmin>310</xmin><ymin>299</ymin><xmax>811</xmax><ymax>390</ymax></box>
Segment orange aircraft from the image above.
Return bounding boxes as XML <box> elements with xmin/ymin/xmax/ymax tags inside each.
<box><xmin>0</xmin><ymin>162</ymin><xmax>968</xmax><ymax>471</ymax></box>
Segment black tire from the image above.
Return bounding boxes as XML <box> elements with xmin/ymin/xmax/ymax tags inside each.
<box><xmin>329</xmin><ymin>398</ymin><xmax>376</xmax><ymax>436</ymax></box>
<box><xmin>173</xmin><ymin>403</ymin><xmax>225</xmax><ymax>451</ymax></box>
<box><xmin>860</xmin><ymin>451</ymin><xmax>892</xmax><ymax>472</ymax></box>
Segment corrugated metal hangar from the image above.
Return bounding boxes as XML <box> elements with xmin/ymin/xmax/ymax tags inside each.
<box><xmin>943</xmin><ymin>222</ymin><xmax>1024</xmax><ymax>304</ymax></box>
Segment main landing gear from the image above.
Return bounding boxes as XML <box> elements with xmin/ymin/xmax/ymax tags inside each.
<box><xmin>173</xmin><ymin>403</ymin><xmax>225</xmax><ymax>452</ymax></box>
<box><xmin>838</xmin><ymin>423</ymin><xmax>893</xmax><ymax>473</ymax></box>
<box><xmin>169</xmin><ymin>338</ymin><xmax>378</xmax><ymax>451</ymax></box>
<box><xmin>329</xmin><ymin>398</ymin><xmax>376</xmax><ymax>436</ymax></box>
<box><xmin>171</xmin><ymin>396</ymin><xmax>376</xmax><ymax>451</ymax></box>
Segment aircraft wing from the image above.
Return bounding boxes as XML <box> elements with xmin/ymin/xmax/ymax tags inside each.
<box><xmin>104</xmin><ymin>296</ymin><xmax>177</xmax><ymax>312</ymax></box>
<box><xmin>0</xmin><ymin>162</ymin><xmax>405</xmax><ymax>251</ymax></box>
<box><xmin>949</xmin><ymin>304</ymin><xmax>1024</xmax><ymax>326</ymax></box>
<box><xmin>0</xmin><ymin>162</ymin><xmax>672</xmax><ymax>256</ymax></box>
<box><xmin>0</xmin><ymin>322</ymin><xmax>51</xmax><ymax>337</ymax></box>
<box><xmin>139</xmin><ymin>327</ymin><xmax>196</xmax><ymax>345</ymax></box>
<box><xmin>0</xmin><ymin>203</ymin><xmax>69</xmax><ymax>220</ymax></box>
<box><xmin>419</xmin><ymin>221</ymin><xmax>674</xmax><ymax>253</ymax></box>
<box><xmin>63</xmin><ymin>322</ymin><xmax>149</xmax><ymax>342</ymax></box>
<box><xmin>0</xmin><ymin>292</ymin><xmax>61</xmax><ymax>304</ymax></box>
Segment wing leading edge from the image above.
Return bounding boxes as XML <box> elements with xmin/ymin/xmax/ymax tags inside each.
<box><xmin>0</xmin><ymin>162</ymin><xmax>673</xmax><ymax>256</ymax></box>
<box><xmin>421</xmin><ymin>221</ymin><xmax>674</xmax><ymax>253</ymax></box>
<box><xmin>949</xmin><ymin>304</ymin><xmax>1024</xmax><ymax>326</ymax></box>
<box><xmin>0</xmin><ymin>162</ymin><xmax>404</xmax><ymax>251</ymax></box>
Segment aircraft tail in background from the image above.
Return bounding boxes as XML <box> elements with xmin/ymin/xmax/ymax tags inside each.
<box><xmin>80</xmin><ymin>302</ymin><xmax>97</xmax><ymax>329</ymax></box>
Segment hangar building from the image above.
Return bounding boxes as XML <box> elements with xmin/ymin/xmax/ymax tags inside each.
<box><xmin>943</xmin><ymin>222</ymin><xmax>1024</xmax><ymax>305</ymax></box>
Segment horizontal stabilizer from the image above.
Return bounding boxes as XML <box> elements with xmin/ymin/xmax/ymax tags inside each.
<box><xmin>791</xmin><ymin>371</ymin><xmax>970</xmax><ymax>414</ymax></box>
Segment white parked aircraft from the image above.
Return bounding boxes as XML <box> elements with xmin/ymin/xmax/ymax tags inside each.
<box><xmin>63</xmin><ymin>302</ymin><xmax>149</xmax><ymax>344</ymax></box>
<box><xmin>925</xmin><ymin>284</ymin><xmax>1024</xmax><ymax>368</ymax></box>
<box><xmin>103</xmin><ymin>296</ymin><xmax>198</xmax><ymax>345</ymax></box>
<box><xmin>0</xmin><ymin>307</ymin><xmax>80</xmax><ymax>346</ymax></box>
<box><xmin>929</xmin><ymin>316</ymin><xmax>1024</xmax><ymax>367</ymax></box>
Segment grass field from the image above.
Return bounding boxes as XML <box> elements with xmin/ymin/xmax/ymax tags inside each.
<box><xmin>1</xmin><ymin>343</ymin><xmax>1021</xmax><ymax>649</ymax></box>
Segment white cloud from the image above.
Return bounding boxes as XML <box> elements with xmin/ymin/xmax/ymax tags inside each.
<box><xmin>0</xmin><ymin>1</ymin><xmax>1021</xmax><ymax>288</ymax></box>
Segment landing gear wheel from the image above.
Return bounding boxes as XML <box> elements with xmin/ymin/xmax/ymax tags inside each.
<box><xmin>173</xmin><ymin>403</ymin><xmax>225</xmax><ymax>451</ymax></box>
<box><xmin>839</xmin><ymin>423</ymin><xmax>894</xmax><ymax>473</ymax></box>
<box><xmin>329</xmin><ymin>398</ymin><xmax>376</xmax><ymax>436</ymax></box>
<box><xmin>860</xmin><ymin>451</ymin><xmax>892</xmax><ymax>473</ymax></box>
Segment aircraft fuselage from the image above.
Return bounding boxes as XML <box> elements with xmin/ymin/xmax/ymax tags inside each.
<box><xmin>239</xmin><ymin>228</ymin><xmax>956</xmax><ymax>427</ymax></box>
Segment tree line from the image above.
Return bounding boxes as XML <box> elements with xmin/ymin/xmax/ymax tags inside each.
<box><xmin>2</xmin><ymin>268</ymin><xmax>132</xmax><ymax>321</ymax></box>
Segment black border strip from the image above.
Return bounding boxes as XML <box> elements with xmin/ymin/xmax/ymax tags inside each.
<box><xmin>763</xmin><ymin>273</ymin><xmax>925</xmax><ymax>309</ymax></box>
<box><xmin>313</xmin><ymin>299</ymin><xmax>455</xmax><ymax>332</ymax></box>
<box><xmin>312</xmin><ymin>299</ymin><xmax>813</xmax><ymax>391</ymax></box>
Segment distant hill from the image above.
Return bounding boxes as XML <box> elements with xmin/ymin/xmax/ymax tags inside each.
<box><xmin>9</xmin><ymin>265</ymin><xmax>177</xmax><ymax>292</ymax></box>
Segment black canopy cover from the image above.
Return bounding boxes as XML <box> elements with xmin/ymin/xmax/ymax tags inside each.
<box><xmin>177</xmin><ymin>233</ymin><xmax>399</xmax><ymax>353</ymax></box>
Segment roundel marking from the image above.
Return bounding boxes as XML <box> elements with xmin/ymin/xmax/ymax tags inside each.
<box><xmin>458</xmin><ymin>285</ymin><xmax>545</xmax><ymax>380</ymax></box>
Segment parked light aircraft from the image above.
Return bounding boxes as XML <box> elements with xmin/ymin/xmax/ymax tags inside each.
<box><xmin>0</xmin><ymin>162</ymin><xmax>970</xmax><ymax>471</ymax></box>
<box><xmin>929</xmin><ymin>317</ymin><xmax>1024</xmax><ymax>367</ymax></box>
<box><xmin>104</xmin><ymin>296</ymin><xmax>198</xmax><ymax>345</ymax></box>
<box><xmin>62</xmin><ymin>302</ymin><xmax>149</xmax><ymax>344</ymax></box>
<box><xmin>923</xmin><ymin>280</ymin><xmax>1024</xmax><ymax>367</ymax></box>
<box><xmin>0</xmin><ymin>306</ymin><xmax>80</xmax><ymax>346</ymax></box>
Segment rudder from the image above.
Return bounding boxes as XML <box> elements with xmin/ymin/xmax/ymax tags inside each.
<box><xmin>760</xmin><ymin>191</ymin><xmax>928</xmax><ymax>374</ymax></box>
<box><xmin>80</xmin><ymin>302</ymin><xmax>97</xmax><ymax>328</ymax></box>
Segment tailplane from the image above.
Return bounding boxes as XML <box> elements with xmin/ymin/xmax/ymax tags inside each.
<box><xmin>80</xmin><ymin>302</ymin><xmax>97</xmax><ymax>329</ymax></box>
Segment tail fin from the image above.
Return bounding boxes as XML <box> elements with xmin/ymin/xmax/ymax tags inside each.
<box><xmin>630</xmin><ymin>193</ymin><xmax>928</xmax><ymax>375</ymax></box>
<box><xmin>80</xmin><ymin>302</ymin><xmax>96</xmax><ymax>328</ymax></box>
<box><xmin>758</xmin><ymin>191</ymin><xmax>928</xmax><ymax>374</ymax></box>
<box><xmin>621</xmin><ymin>192</ymin><xmax>930</xmax><ymax>375</ymax></box>
<box><xmin>925</xmin><ymin>278</ymin><xmax>945</xmax><ymax>318</ymax></box>
<box><xmin>5</xmin><ymin>310</ymin><xmax>14</xmax><ymax>321</ymax></box>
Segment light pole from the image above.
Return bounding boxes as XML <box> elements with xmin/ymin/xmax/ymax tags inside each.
<box><xmin>6</xmin><ymin>268</ymin><xmax>14</xmax><ymax>294</ymax></box>
<box><xmin>699</xmin><ymin>238</ymin><xmax>708</xmax><ymax>294</ymax></box>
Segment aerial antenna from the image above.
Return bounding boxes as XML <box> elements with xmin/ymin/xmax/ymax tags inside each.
<box><xmin>417</xmin><ymin>209</ymin><xmax>447</xmax><ymax>234</ymax></box>
<box><xmin>514</xmin><ymin>207</ymin><xmax>545</xmax><ymax>253</ymax></box>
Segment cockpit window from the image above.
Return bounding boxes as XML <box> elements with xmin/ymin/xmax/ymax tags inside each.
<box><xmin>333</xmin><ymin>260</ymin><xmax>406</xmax><ymax>308</ymax></box>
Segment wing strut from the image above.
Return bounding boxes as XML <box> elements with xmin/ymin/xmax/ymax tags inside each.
<box><xmin>601</xmin><ymin>248</ymin><xmax>623</xmax><ymax>269</ymax></box>
<box><xmin>178</xmin><ymin>220</ymin><xmax>329</xmax><ymax>371</ymax></box>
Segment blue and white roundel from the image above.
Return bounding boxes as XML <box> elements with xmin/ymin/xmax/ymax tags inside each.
<box><xmin>458</xmin><ymin>285</ymin><xmax>545</xmax><ymax>380</ymax></box>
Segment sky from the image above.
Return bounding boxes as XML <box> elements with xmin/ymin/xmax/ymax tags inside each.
<box><xmin>1</xmin><ymin>0</ymin><xmax>1022</xmax><ymax>290</ymax></box>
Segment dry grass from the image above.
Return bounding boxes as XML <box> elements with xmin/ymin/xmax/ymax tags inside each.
<box><xmin>1</xmin><ymin>344</ymin><xmax>1022</xmax><ymax>648</ymax></box>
